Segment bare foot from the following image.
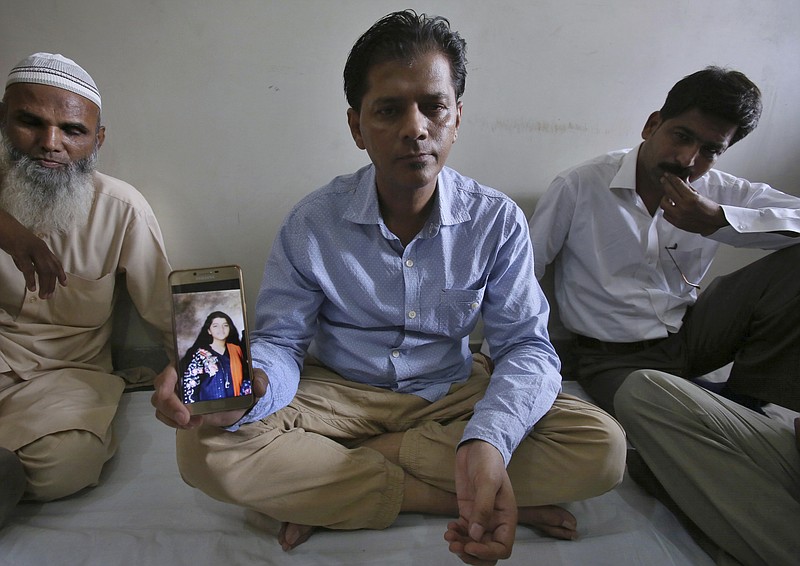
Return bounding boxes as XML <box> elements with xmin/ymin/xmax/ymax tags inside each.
<box><xmin>278</xmin><ymin>522</ymin><xmax>317</xmax><ymax>551</ymax></box>
<box><xmin>519</xmin><ymin>504</ymin><xmax>577</xmax><ymax>540</ymax></box>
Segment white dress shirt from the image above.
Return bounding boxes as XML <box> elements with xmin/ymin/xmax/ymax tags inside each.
<box><xmin>530</xmin><ymin>145</ymin><xmax>800</xmax><ymax>342</ymax></box>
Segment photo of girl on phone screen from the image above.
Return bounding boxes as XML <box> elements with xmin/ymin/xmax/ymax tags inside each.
<box><xmin>179</xmin><ymin>311</ymin><xmax>252</xmax><ymax>403</ymax></box>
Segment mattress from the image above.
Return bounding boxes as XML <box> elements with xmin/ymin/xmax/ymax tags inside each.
<box><xmin>1</xmin><ymin>383</ymin><xmax>714</xmax><ymax>565</ymax></box>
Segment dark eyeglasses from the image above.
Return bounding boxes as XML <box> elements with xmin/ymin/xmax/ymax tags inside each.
<box><xmin>664</xmin><ymin>244</ymin><xmax>701</xmax><ymax>289</ymax></box>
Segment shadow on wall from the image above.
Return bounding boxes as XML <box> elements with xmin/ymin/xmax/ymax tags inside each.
<box><xmin>111</xmin><ymin>275</ymin><xmax>169</xmax><ymax>389</ymax></box>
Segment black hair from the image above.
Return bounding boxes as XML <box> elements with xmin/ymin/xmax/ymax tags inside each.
<box><xmin>343</xmin><ymin>9</ymin><xmax>467</xmax><ymax>111</ymax></box>
<box><xmin>659</xmin><ymin>66</ymin><xmax>762</xmax><ymax>145</ymax></box>
<box><xmin>179</xmin><ymin>310</ymin><xmax>242</xmax><ymax>370</ymax></box>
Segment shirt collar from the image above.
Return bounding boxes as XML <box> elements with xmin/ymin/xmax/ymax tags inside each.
<box><xmin>343</xmin><ymin>165</ymin><xmax>470</xmax><ymax>229</ymax></box>
<box><xmin>343</xmin><ymin>165</ymin><xmax>381</xmax><ymax>225</ymax></box>
<box><xmin>609</xmin><ymin>144</ymin><xmax>641</xmax><ymax>192</ymax></box>
<box><xmin>436</xmin><ymin>167</ymin><xmax>471</xmax><ymax>227</ymax></box>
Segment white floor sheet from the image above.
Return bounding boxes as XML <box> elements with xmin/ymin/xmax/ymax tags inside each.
<box><xmin>1</xmin><ymin>383</ymin><xmax>714</xmax><ymax>566</ymax></box>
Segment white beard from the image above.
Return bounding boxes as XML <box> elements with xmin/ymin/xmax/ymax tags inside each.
<box><xmin>0</xmin><ymin>137</ymin><xmax>96</xmax><ymax>235</ymax></box>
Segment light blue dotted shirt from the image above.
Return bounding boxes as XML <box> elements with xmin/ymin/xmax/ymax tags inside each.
<box><xmin>239</xmin><ymin>164</ymin><xmax>562</xmax><ymax>465</ymax></box>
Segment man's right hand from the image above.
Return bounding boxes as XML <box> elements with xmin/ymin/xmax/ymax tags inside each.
<box><xmin>151</xmin><ymin>364</ymin><xmax>269</xmax><ymax>429</ymax></box>
<box><xmin>445</xmin><ymin>440</ymin><xmax>517</xmax><ymax>565</ymax></box>
<box><xmin>659</xmin><ymin>174</ymin><xmax>728</xmax><ymax>236</ymax></box>
<box><xmin>0</xmin><ymin>209</ymin><xmax>66</xmax><ymax>298</ymax></box>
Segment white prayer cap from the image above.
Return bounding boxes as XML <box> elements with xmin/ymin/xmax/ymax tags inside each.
<box><xmin>6</xmin><ymin>52</ymin><xmax>101</xmax><ymax>109</ymax></box>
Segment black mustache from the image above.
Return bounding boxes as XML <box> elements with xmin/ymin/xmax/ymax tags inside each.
<box><xmin>659</xmin><ymin>162</ymin><xmax>692</xmax><ymax>179</ymax></box>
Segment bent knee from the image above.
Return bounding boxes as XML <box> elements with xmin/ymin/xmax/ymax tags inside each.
<box><xmin>176</xmin><ymin>427</ymin><xmax>267</xmax><ymax>508</ymax></box>
<box><xmin>614</xmin><ymin>369</ymin><xmax>677</xmax><ymax>426</ymax></box>
<box><xmin>176</xmin><ymin>428</ymin><xmax>227</xmax><ymax>493</ymax></box>
<box><xmin>19</xmin><ymin>429</ymin><xmax>115</xmax><ymax>501</ymax></box>
<box><xmin>584</xmin><ymin>408</ymin><xmax>627</xmax><ymax>493</ymax></box>
<box><xmin>523</xmin><ymin>399</ymin><xmax>627</xmax><ymax>501</ymax></box>
<box><xmin>553</xmin><ymin>402</ymin><xmax>628</xmax><ymax>497</ymax></box>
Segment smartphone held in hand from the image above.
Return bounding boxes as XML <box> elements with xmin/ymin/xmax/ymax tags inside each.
<box><xmin>169</xmin><ymin>265</ymin><xmax>255</xmax><ymax>415</ymax></box>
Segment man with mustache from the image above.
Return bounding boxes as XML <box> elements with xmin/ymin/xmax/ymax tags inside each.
<box><xmin>153</xmin><ymin>11</ymin><xmax>625</xmax><ymax>565</ymax></box>
<box><xmin>0</xmin><ymin>53</ymin><xmax>172</xmax><ymax>527</ymax></box>
<box><xmin>530</xmin><ymin>67</ymin><xmax>800</xmax><ymax>565</ymax></box>
<box><xmin>530</xmin><ymin>66</ymin><xmax>800</xmax><ymax>415</ymax></box>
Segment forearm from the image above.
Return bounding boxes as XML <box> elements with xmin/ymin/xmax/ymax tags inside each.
<box><xmin>227</xmin><ymin>340</ymin><xmax>301</xmax><ymax>428</ymax></box>
<box><xmin>711</xmin><ymin>205</ymin><xmax>800</xmax><ymax>249</ymax></box>
<box><xmin>462</xmin><ymin>342</ymin><xmax>562</xmax><ymax>465</ymax></box>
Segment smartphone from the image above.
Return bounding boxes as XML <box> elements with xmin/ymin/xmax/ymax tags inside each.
<box><xmin>169</xmin><ymin>265</ymin><xmax>255</xmax><ymax>415</ymax></box>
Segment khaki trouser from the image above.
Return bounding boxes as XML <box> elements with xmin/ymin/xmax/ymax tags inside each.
<box><xmin>0</xmin><ymin>370</ymin><xmax>122</xmax><ymax>501</ymax></box>
<box><xmin>177</xmin><ymin>356</ymin><xmax>626</xmax><ymax>530</ymax></box>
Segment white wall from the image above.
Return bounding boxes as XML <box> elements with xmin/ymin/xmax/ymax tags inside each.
<box><xmin>2</xmin><ymin>0</ymin><xmax>799</xmax><ymax>320</ymax></box>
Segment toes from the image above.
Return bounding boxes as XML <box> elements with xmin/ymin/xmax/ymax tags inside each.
<box><xmin>278</xmin><ymin>522</ymin><xmax>316</xmax><ymax>551</ymax></box>
<box><xmin>535</xmin><ymin>523</ymin><xmax>578</xmax><ymax>540</ymax></box>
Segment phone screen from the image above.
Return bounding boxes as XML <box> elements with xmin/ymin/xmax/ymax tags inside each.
<box><xmin>169</xmin><ymin>266</ymin><xmax>254</xmax><ymax>414</ymax></box>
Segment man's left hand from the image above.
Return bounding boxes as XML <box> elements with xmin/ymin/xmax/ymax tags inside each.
<box><xmin>659</xmin><ymin>174</ymin><xmax>728</xmax><ymax>236</ymax></box>
<box><xmin>444</xmin><ymin>440</ymin><xmax>517</xmax><ymax>565</ymax></box>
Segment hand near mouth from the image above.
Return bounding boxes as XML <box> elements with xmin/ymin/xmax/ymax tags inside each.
<box><xmin>659</xmin><ymin>173</ymin><xmax>728</xmax><ymax>236</ymax></box>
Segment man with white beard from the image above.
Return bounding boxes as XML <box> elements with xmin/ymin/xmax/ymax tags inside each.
<box><xmin>0</xmin><ymin>53</ymin><xmax>172</xmax><ymax>526</ymax></box>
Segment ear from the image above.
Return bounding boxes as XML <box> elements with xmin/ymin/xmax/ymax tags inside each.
<box><xmin>346</xmin><ymin>107</ymin><xmax>365</xmax><ymax>150</ymax></box>
<box><xmin>641</xmin><ymin>111</ymin><xmax>662</xmax><ymax>140</ymax></box>
<box><xmin>453</xmin><ymin>101</ymin><xmax>463</xmax><ymax>141</ymax></box>
<box><xmin>96</xmin><ymin>125</ymin><xmax>106</xmax><ymax>150</ymax></box>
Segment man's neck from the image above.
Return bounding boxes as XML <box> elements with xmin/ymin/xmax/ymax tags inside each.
<box><xmin>378</xmin><ymin>185</ymin><xmax>436</xmax><ymax>247</ymax></box>
<box><xmin>635</xmin><ymin>181</ymin><xmax>663</xmax><ymax>217</ymax></box>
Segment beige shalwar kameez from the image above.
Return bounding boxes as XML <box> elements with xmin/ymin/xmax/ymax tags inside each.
<box><xmin>0</xmin><ymin>172</ymin><xmax>172</xmax><ymax>499</ymax></box>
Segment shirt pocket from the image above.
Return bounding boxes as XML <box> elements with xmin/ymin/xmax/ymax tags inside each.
<box><xmin>436</xmin><ymin>288</ymin><xmax>484</xmax><ymax>336</ymax></box>
<box><xmin>49</xmin><ymin>272</ymin><xmax>116</xmax><ymax>328</ymax></box>
<box><xmin>665</xmin><ymin>246</ymin><xmax>704</xmax><ymax>291</ymax></box>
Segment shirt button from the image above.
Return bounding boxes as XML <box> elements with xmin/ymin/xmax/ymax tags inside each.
<box><xmin>28</xmin><ymin>296</ymin><xmax>37</xmax><ymax>303</ymax></box>
<box><xmin>408</xmin><ymin>310</ymin><xmax>416</xmax><ymax>319</ymax></box>
<box><xmin>391</xmin><ymin>350</ymin><xmax>400</xmax><ymax>358</ymax></box>
<box><xmin>405</xmin><ymin>259</ymin><xmax>414</xmax><ymax>268</ymax></box>
<box><xmin>470</xmin><ymin>302</ymin><xmax>479</xmax><ymax>310</ymax></box>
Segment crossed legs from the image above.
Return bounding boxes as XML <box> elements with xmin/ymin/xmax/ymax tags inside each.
<box><xmin>177</xmin><ymin>361</ymin><xmax>625</xmax><ymax>549</ymax></box>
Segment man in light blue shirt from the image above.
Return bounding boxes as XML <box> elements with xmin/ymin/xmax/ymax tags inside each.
<box><xmin>154</xmin><ymin>10</ymin><xmax>625</xmax><ymax>564</ymax></box>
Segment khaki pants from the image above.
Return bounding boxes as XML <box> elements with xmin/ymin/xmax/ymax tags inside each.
<box><xmin>0</xmin><ymin>370</ymin><xmax>122</xmax><ymax>501</ymax></box>
<box><xmin>177</xmin><ymin>356</ymin><xmax>625</xmax><ymax>530</ymax></box>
